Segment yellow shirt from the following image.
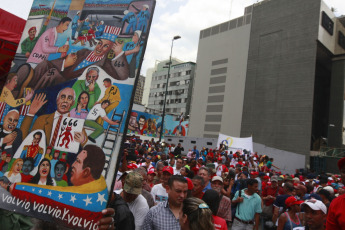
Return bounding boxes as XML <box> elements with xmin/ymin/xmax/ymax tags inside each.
<box><xmin>0</xmin><ymin>86</ymin><xmax>26</xmax><ymax>107</ymax></box>
<box><xmin>100</xmin><ymin>85</ymin><xmax>121</xmax><ymax>104</ymax></box>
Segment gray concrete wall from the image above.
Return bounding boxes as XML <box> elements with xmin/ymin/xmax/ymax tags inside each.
<box><xmin>241</xmin><ymin>0</ymin><xmax>321</xmax><ymax>156</ymax></box>
<box><xmin>253</xmin><ymin>143</ymin><xmax>306</xmax><ymax>175</ymax></box>
<box><xmin>189</xmin><ymin>21</ymin><xmax>251</xmax><ymax>138</ymax></box>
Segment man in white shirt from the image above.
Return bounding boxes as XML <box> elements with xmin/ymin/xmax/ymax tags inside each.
<box><xmin>151</xmin><ymin>166</ymin><xmax>173</xmax><ymax>203</ymax></box>
<box><xmin>173</xmin><ymin>158</ymin><xmax>183</xmax><ymax>175</ymax></box>
<box><xmin>117</xmin><ymin>171</ymin><xmax>149</xmax><ymax>230</ymax></box>
<box><xmin>85</xmin><ymin>100</ymin><xmax>119</xmax><ymax>143</ymax></box>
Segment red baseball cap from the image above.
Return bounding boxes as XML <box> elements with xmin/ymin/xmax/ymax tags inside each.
<box><xmin>127</xmin><ymin>163</ymin><xmax>138</xmax><ymax>169</ymax></box>
<box><xmin>185</xmin><ymin>177</ymin><xmax>194</xmax><ymax>190</ymax></box>
<box><xmin>163</xmin><ymin>166</ymin><xmax>174</xmax><ymax>175</ymax></box>
<box><xmin>338</xmin><ymin>157</ymin><xmax>345</xmax><ymax>170</ymax></box>
<box><xmin>148</xmin><ymin>169</ymin><xmax>156</xmax><ymax>175</ymax></box>
<box><xmin>285</xmin><ymin>196</ymin><xmax>303</xmax><ymax>208</ymax></box>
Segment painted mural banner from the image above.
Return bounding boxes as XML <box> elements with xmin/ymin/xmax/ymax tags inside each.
<box><xmin>127</xmin><ymin>110</ymin><xmax>189</xmax><ymax>137</ymax></box>
<box><xmin>0</xmin><ymin>0</ymin><xmax>155</xmax><ymax>228</ymax></box>
<box><xmin>217</xmin><ymin>133</ymin><xmax>253</xmax><ymax>153</ymax></box>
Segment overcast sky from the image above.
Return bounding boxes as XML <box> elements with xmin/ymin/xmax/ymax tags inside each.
<box><xmin>1</xmin><ymin>0</ymin><xmax>345</xmax><ymax>75</ymax></box>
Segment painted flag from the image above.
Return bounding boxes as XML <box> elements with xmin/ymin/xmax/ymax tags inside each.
<box><xmin>11</xmin><ymin>176</ymin><xmax>108</xmax><ymax>229</ymax></box>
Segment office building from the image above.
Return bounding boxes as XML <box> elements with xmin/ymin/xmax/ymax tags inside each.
<box><xmin>133</xmin><ymin>75</ymin><xmax>145</xmax><ymax>104</ymax></box>
<box><xmin>147</xmin><ymin>59</ymin><xmax>196</xmax><ymax>116</ymax></box>
<box><xmin>189</xmin><ymin>0</ymin><xmax>345</xmax><ymax>166</ymax></box>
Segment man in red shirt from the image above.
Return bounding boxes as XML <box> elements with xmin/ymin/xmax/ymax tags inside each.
<box><xmin>261</xmin><ymin>176</ymin><xmax>284</xmax><ymax>220</ymax></box>
<box><xmin>326</xmin><ymin>157</ymin><xmax>345</xmax><ymax>229</ymax></box>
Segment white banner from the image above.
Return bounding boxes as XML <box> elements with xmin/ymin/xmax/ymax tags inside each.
<box><xmin>217</xmin><ymin>133</ymin><xmax>253</xmax><ymax>153</ymax></box>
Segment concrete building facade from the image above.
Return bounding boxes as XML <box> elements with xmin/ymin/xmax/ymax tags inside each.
<box><xmin>189</xmin><ymin>0</ymin><xmax>345</xmax><ymax>167</ymax></box>
<box><xmin>147</xmin><ymin>59</ymin><xmax>196</xmax><ymax>116</ymax></box>
<box><xmin>133</xmin><ymin>75</ymin><xmax>145</xmax><ymax>105</ymax></box>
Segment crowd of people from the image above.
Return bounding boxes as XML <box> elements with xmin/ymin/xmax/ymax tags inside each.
<box><xmin>98</xmin><ymin>137</ymin><xmax>345</xmax><ymax>230</ymax></box>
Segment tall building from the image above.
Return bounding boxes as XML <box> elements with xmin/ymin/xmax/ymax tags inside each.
<box><xmin>147</xmin><ymin>58</ymin><xmax>196</xmax><ymax>116</ymax></box>
<box><xmin>189</xmin><ymin>0</ymin><xmax>345</xmax><ymax>166</ymax></box>
<box><xmin>133</xmin><ymin>75</ymin><xmax>145</xmax><ymax>104</ymax></box>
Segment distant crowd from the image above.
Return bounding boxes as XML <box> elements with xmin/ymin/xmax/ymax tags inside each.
<box><xmin>99</xmin><ymin>137</ymin><xmax>345</xmax><ymax>230</ymax></box>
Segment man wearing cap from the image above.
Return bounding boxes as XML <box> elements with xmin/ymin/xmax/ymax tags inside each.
<box><xmin>122</xmin><ymin>9</ymin><xmax>137</xmax><ymax>34</ymax></box>
<box><xmin>302</xmin><ymin>199</ymin><xmax>327</xmax><ymax>230</ymax></box>
<box><xmin>232</xmin><ymin>178</ymin><xmax>262</xmax><ymax>230</ymax></box>
<box><xmin>117</xmin><ymin>171</ymin><xmax>149</xmax><ymax>230</ymax></box>
<box><xmin>136</xmin><ymin>4</ymin><xmax>150</xmax><ymax>33</ymax></box>
<box><xmin>272</xmin><ymin>182</ymin><xmax>294</xmax><ymax>224</ymax></box>
<box><xmin>216</xmin><ymin>156</ymin><xmax>228</xmax><ymax>177</ymax></box>
<box><xmin>211</xmin><ymin>176</ymin><xmax>232</xmax><ymax>225</ymax></box>
<box><xmin>326</xmin><ymin>157</ymin><xmax>345</xmax><ymax>229</ymax></box>
<box><xmin>71</xmin><ymin>11</ymin><xmax>81</xmax><ymax>40</ymax></box>
<box><xmin>16</xmin><ymin>25</ymin><xmax>129</xmax><ymax>95</ymax></box>
<box><xmin>151</xmin><ymin>165</ymin><xmax>173</xmax><ymax>203</ymax></box>
<box><xmin>262</xmin><ymin>176</ymin><xmax>284</xmax><ymax>220</ymax></box>
<box><xmin>21</xmin><ymin>18</ymin><xmax>49</xmax><ymax>58</ymax></box>
<box><xmin>123</xmin><ymin>30</ymin><xmax>142</xmax><ymax>64</ymax></box>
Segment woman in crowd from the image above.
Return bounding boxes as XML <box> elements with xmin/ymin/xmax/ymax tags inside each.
<box><xmin>30</xmin><ymin>159</ymin><xmax>56</xmax><ymax>186</ymax></box>
<box><xmin>4</xmin><ymin>158</ymin><xmax>23</xmax><ymax>183</ymax></box>
<box><xmin>70</xmin><ymin>91</ymin><xmax>90</xmax><ymax>119</ymax></box>
<box><xmin>179</xmin><ymin>197</ymin><xmax>215</xmax><ymax>230</ymax></box>
<box><xmin>277</xmin><ymin>196</ymin><xmax>304</xmax><ymax>230</ymax></box>
<box><xmin>202</xmin><ymin>189</ymin><xmax>228</xmax><ymax>230</ymax></box>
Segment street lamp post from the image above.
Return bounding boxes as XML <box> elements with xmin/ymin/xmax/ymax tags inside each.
<box><xmin>159</xmin><ymin>35</ymin><xmax>181</xmax><ymax>143</ymax></box>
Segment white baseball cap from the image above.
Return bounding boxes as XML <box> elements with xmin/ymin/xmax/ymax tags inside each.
<box><xmin>211</xmin><ymin>176</ymin><xmax>223</xmax><ymax>183</ymax></box>
<box><xmin>301</xmin><ymin>199</ymin><xmax>327</xmax><ymax>214</ymax></box>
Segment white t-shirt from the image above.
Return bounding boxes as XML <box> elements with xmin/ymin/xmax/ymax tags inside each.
<box><xmin>87</xmin><ymin>104</ymin><xmax>106</xmax><ymax>121</ymax></box>
<box><xmin>151</xmin><ymin>183</ymin><xmax>168</xmax><ymax>203</ymax></box>
<box><xmin>128</xmin><ymin>194</ymin><xmax>149</xmax><ymax>230</ymax></box>
<box><xmin>115</xmin><ymin>189</ymin><xmax>149</xmax><ymax>230</ymax></box>
<box><xmin>173</xmin><ymin>167</ymin><xmax>181</xmax><ymax>175</ymax></box>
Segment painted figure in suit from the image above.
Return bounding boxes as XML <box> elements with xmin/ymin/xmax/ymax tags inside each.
<box><xmin>20</xmin><ymin>88</ymin><xmax>88</xmax><ymax>157</ymax></box>
<box><xmin>0</xmin><ymin>110</ymin><xmax>22</xmax><ymax>156</ymax></box>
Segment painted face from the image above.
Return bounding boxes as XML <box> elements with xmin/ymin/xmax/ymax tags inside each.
<box><xmin>71</xmin><ymin>150</ymin><xmax>87</xmax><ymax>186</ymax></box>
<box><xmin>28</xmin><ymin>28</ymin><xmax>37</xmax><ymax>39</ymax></box>
<box><xmin>6</xmin><ymin>75</ymin><xmax>18</xmax><ymax>90</ymax></box>
<box><xmin>79</xmin><ymin>93</ymin><xmax>89</xmax><ymax>108</ymax></box>
<box><xmin>129</xmin><ymin>116</ymin><xmax>137</xmax><ymax>126</ymax></box>
<box><xmin>14</xmin><ymin>160</ymin><xmax>23</xmax><ymax>173</ymax></box>
<box><xmin>94</xmin><ymin>39</ymin><xmax>113</xmax><ymax>56</ymax></box>
<box><xmin>32</xmin><ymin>134</ymin><xmax>41</xmax><ymax>146</ymax></box>
<box><xmin>3</xmin><ymin>111</ymin><xmax>19</xmax><ymax>132</ymax></box>
<box><xmin>39</xmin><ymin>161</ymin><xmax>50</xmax><ymax>178</ymax></box>
<box><xmin>56</xmin><ymin>88</ymin><xmax>75</xmax><ymax>114</ymax></box>
<box><xmin>101</xmin><ymin>102</ymin><xmax>109</xmax><ymax>109</ymax></box>
<box><xmin>22</xmin><ymin>160</ymin><xmax>33</xmax><ymax>175</ymax></box>
<box><xmin>103</xmin><ymin>81</ymin><xmax>111</xmax><ymax>88</ymax></box>
<box><xmin>56</xmin><ymin>21</ymin><xmax>70</xmax><ymax>33</ymax></box>
<box><xmin>6</xmin><ymin>156</ymin><xmax>11</xmax><ymax>163</ymax></box>
<box><xmin>139</xmin><ymin>118</ymin><xmax>145</xmax><ymax>128</ymax></box>
<box><xmin>55</xmin><ymin>164</ymin><xmax>66</xmax><ymax>181</ymax></box>
<box><xmin>86</xmin><ymin>70</ymin><xmax>99</xmax><ymax>85</ymax></box>
<box><xmin>132</xmin><ymin>33</ymin><xmax>139</xmax><ymax>43</ymax></box>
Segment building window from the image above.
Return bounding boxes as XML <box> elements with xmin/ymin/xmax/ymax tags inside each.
<box><xmin>186</xmin><ymin>70</ymin><xmax>191</xmax><ymax>75</ymax></box>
